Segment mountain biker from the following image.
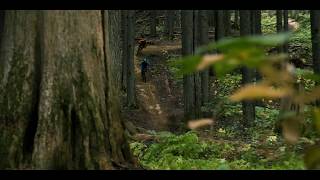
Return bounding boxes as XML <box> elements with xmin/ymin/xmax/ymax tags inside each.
<box><xmin>140</xmin><ymin>56</ymin><xmax>150</xmax><ymax>83</ymax></box>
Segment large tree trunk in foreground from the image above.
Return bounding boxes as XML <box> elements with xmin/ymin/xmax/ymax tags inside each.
<box><xmin>103</xmin><ymin>10</ymin><xmax>133</xmax><ymax>167</ymax></box>
<box><xmin>0</xmin><ymin>10</ymin><xmax>133</xmax><ymax>170</ymax></box>
<box><xmin>240</xmin><ymin>10</ymin><xmax>255</xmax><ymax>128</ymax></box>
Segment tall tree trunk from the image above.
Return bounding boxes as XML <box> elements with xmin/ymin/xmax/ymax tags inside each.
<box><xmin>126</xmin><ymin>10</ymin><xmax>136</xmax><ymax>108</ymax></box>
<box><xmin>208</xmin><ymin>10</ymin><xmax>215</xmax><ymax>27</ymax></box>
<box><xmin>253</xmin><ymin>10</ymin><xmax>263</xmax><ymax>81</ymax></box>
<box><xmin>103</xmin><ymin>10</ymin><xmax>134</xmax><ymax>168</ymax></box>
<box><xmin>165</xmin><ymin>10</ymin><xmax>174</xmax><ymax>40</ymax></box>
<box><xmin>181</xmin><ymin>10</ymin><xmax>196</xmax><ymax>121</ymax></box>
<box><xmin>150</xmin><ymin>10</ymin><xmax>157</xmax><ymax>37</ymax></box>
<box><xmin>0</xmin><ymin>10</ymin><xmax>4</xmax><ymax>45</ymax></box>
<box><xmin>234</xmin><ymin>10</ymin><xmax>239</xmax><ymax>29</ymax></box>
<box><xmin>276</xmin><ymin>10</ymin><xmax>284</xmax><ymax>53</ymax></box>
<box><xmin>198</xmin><ymin>10</ymin><xmax>209</xmax><ymax>106</ymax></box>
<box><xmin>106</xmin><ymin>11</ymin><xmax>122</xmax><ymax>96</ymax></box>
<box><xmin>283</xmin><ymin>10</ymin><xmax>289</xmax><ymax>53</ymax></box>
<box><xmin>240</xmin><ymin>10</ymin><xmax>255</xmax><ymax>128</ymax></box>
<box><xmin>0</xmin><ymin>10</ymin><xmax>133</xmax><ymax>170</ymax></box>
<box><xmin>193</xmin><ymin>11</ymin><xmax>201</xmax><ymax>118</ymax></box>
<box><xmin>215</xmin><ymin>10</ymin><xmax>225</xmax><ymax>41</ymax></box>
<box><xmin>254</xmin><ymin>10</ymin><xmax>262</xmax><ymax>35</ymax></box>
<box><xmin>175</xmin><ymin>10</ymin><xmax>181</xmax><ymax>31</ymax></box>
<box><xmin>121</xmin><ymin>11</ymin><xmax>128</xmax><ymax>92</ymax></box>
<box><xmin>311</xmin><ymin>10</ymin><xmax>320</xmax><ymax>106</ymax></box>
<box><xmin>224</xmin><ymin>10</ymin><xmax>231</xmax><ymax>36</ymax></box>
<box><xmin>250</xmin><ymin>11</ymin><xmax>256</xmax><ymax>34</ymax></box>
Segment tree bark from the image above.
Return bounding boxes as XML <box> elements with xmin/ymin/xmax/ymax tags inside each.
<box><xmin>126</xmin><ymin>10</ymin><xmax>136</xmax><ymax>108</ymax></box>
<box><xmin>283</xmin><ymin>10</ymin><xmax>289</xmax><ymax>53</ymax></box>
<box><xmin>250</xmin><ymin>11</ymin><xmax>256</xmax><ymax>34</ymax></box>
<box><xmin>234</xmin><ymin>10</ymin><xmax>239</xmax><ymax>29</ymax></box>
<box><xmin>253</xmin><ymin>10</ymin><xmax>263</xmax><ymax>81</ymax></box>
<box><xmin>181</xmin><ymin>10</ymin><xmax>196</xmax><ymax>121</ymax></box>
<box><xmin>240</xmin><ymin>10</ymin><xmax>255</xmax><ymax>128</ymax></box>
<box><xmin>0</xmin><ymin>10</ymin><xmax>4</xmax><ymax>46</ymax></box>
<box><xmin>215</xmin><ymin>10</ymin><xmax>225</xmax><ymax>41</ymax></box>
<box><xmin>0</xmin><ymin>10</ymin><xmax>133</xmax><ymax>170</ymax></box>
<box><xmin>276</xmin><ymin>10</ymin><xmax>284</xmax><ymax>53</ymax></box>
<box><xmin>121</xmin><ymin>11</ymin><xmax>128</xmax><ymax>92</ymax></box>
<box><xmin>193</xmin><ymin>11</ymin><xmax>201</xmax><ymax>118</ymax></box>
<box><xmin>198</xmin><ymin>10</ymin><xmax>209</xmax><ymax>106</ymax></box>
<box><xmin>208</xmin><ymin>10</ymin><xmax>215</xmax><ymax>27</ymax></box>
<box><xmin>224</xmin><ymin>10</ymin><xmax>231</xmax><ymax>36</ymax></box>
<box><xmin>254</xmin><ymin>10</ymin><xmax>262</xmax><ymax>35</ymax></box>
<box><xmin>103</xmin><ymin>10</ymin><xmax>134</xmax><ymax>168</ymax></box>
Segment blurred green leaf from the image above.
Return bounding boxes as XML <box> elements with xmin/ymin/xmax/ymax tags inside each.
<box><xmin>195</xmin><ymin>32</ymin><xmax>291</xmax><ymax>55</ymax></box>
<box><xmin>173</xmin><ymin>33</ymin><xmax>291</xmax><ymax>78</ymax></box>
<box><xmin>169</xmin><ymin>55</ymin><xmax>202</xmax><ymax>76</ymax></box>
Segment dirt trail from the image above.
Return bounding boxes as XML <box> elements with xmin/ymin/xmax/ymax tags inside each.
<box><xmin>123</xmin><ymin>42</ymin><xmax>183</xmax><ymax>132</ymax></box>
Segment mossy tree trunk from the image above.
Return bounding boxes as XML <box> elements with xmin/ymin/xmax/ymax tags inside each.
<box><xmin>0</xmin><ymin>10</ymin><xmax>133</xmax><ymax>170</ymax></box>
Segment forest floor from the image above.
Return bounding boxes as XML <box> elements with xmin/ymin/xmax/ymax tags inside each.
<box><xmin>122</xmin><ymin>40</ymin><xmax>184</xmax><ymax>133</ymax></box>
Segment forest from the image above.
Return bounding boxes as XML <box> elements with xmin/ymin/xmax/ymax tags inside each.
<box><xmin>1</xmin><ymin>10</ymin><xmax>320</xmax><ymax>170</ymax></box>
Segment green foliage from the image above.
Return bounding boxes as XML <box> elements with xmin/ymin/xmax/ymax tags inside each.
<box><xmin>130</xmin><ymin>131</ymin><xmax>305</xmax><ymax>170</ymax></box>
<box><xmin>256</xmin><ymin>107</ymin><xmax>280</xmax><ymax>129</ymax></box>
<box><xmin>295</xmin><ymin>68</ymin><xmax>318</xmax><ymax>91</ymax></box>
<box><xmin>261</xmin><ymin>11</ymin><xmax>312</xmax><ymax>61</ymax></box>
<box><xmin>261</xmin><ymin>13</ymin><xmax>277</xmax><ymax>35</ymax></box>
